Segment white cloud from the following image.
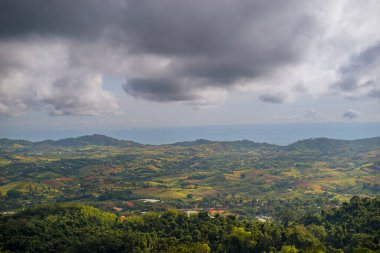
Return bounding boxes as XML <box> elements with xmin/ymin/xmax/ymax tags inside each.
<box><xmin>343</xmin><ymin>109</ymin><xmax>360</xmax><ymax>119</ymax></box>
<box><xmin>0</xmin><ymin>39</ymin><xmax>119</xmax><ymax>116</ymax></box>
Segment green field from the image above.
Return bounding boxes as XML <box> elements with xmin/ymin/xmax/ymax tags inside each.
<box><xmin>0</xmin><ymin>135</ymin><xmax>379</xmax><ymax>219</ymax></box>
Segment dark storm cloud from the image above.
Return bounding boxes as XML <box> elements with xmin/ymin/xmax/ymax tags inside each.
<box><xmin>340</xmin><ymin>42</ymin><xmax>380</xmax><ymax>75</ymax></box>
<box><xmin>121</xmin><ymin>1</ymin><xmax>309</xmax><ymax>56</ymax></box>
<box><xmin>121</xmin><ymin>0</ymin><xmax>318</xmax><ymax>101</ymax></box>
<box><xmin>0</xmin><ymin>0</ymin><xmax>378</xmax><ymax>116</ymax></box>
<box><xmin>0</xmin><ymin>0</ymin><xmax>122</xmax><ymax>39</ymax></box>
<box><xmin>119</xmin><ymin>0</ymin><xmax>315</xmax><ymax>99</ymax></box>
<box><xmin>335</xmin><ymin>41</ymin><xmax>380</xmax><ymax>98</ymax></box>
<box><xmin>0</xmin><ymin>0</ymin><xmax>318</xmax><ymax>111</ymax></box>
<box><xmin>123</xmin><ymin>78</ymin><xmax>197</xmax><ymax>102</ymax></box>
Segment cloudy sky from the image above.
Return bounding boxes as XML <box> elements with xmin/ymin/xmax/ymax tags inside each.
<box><xmin>1</xmin><ymin>0</ymin><xmax>380</xmax><ymax>139</ymax></box>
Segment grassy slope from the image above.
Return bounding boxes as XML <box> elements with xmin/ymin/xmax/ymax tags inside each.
<box><xmin>0</xmin><ymin>136</ymin><xmax>379</xmax><ymax>213</ymax></box>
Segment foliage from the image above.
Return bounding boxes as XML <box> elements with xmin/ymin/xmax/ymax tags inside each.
<box><xmin>0</xmin><ymin>197</ymin><xmax>379</xmax><ymax>252</ymax></box>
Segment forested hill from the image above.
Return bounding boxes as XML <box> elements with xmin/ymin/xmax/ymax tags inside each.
<box><xmin>0</xmin><ymin>197</ymin><xmax>379</xmax><ymax>252</ymax></box>
<box><xmin>1</xmin><ymin>135</ymin><xmax>380</xmax><ymax>150</ymax></box>
<box><xmin>286</xmin><ymin>137</ymin><xmax>380</xmax><ymax>154</ymax></box>
<box><xmin>0</xmin><ymin>134</ymin><xmax>143</xmax><ymax>149</ymax></box>
<box><xmin>37</xmin><ymin>134</ymin><xmax>143</xmax><ymax>147</ymax></box>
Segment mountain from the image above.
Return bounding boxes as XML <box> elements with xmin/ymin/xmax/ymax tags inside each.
<box><xmin>0</xmin><ymin>138</ymin><xmax>33</xmax><ymax>150</ymax></box>
<box><xmin>286</xmin><ymin>137</ymin><xmax>380</xmax><ymax>154</ymax></box>
<box><xmin>36</xmin><ymin>134</ymin><xmax>143</xmax><ymax>147</ymax></box>
<box><xmin>0</xmin><ymin>134</ymin><xmax>143</xmax><ymax>149</ymax></box>
<box><xmin>2</xmin><ymin>134</ymin><xmax>380</xmax><ymax>149</ymax></box>
<box><xmin>171</xmin><ymin>139</ymin><xmax>215</xmax><ymax>146</ymax></box>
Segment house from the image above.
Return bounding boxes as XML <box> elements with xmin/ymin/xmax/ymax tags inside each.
<box><xmin>209</xmin><ymin>208</ymin><xmax>225</xmax><ymax>216</ymax></box>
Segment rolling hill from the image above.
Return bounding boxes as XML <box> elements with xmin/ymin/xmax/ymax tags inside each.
<box><xmin>0</xmin><ymin>135</ymin><xmax>379</xmax><ymax>220</ymax></box>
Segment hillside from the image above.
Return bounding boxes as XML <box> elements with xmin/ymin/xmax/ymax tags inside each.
<box><xmin>3</xmin><ymin>135</ymin><xmax>380</xmax><ymax>151</ymax></box>
<box><xmin>286</xmin><ymin>137</ymin><xmax>380</xmax><ymax>154</ymax></box>
<box><xmin>0</xmin><ymin>135</ymin><xmax>143</xmax><ymax>151</ymax></box>
<box><xmin>0</xmin><ymin>135</ymin><xmax>379</xmax><ymax>221</ymax></box>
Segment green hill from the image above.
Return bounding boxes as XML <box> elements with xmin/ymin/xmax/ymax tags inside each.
<box><xmin>0</xmin><ymin>135</ymin><xmax>379</xmax><ymax>223</ymax></box>
<box><xmin>286</xmin><ymin>137</ymin><xmax>380</xmax><ymax>154</ymax></box>
<box><xmin>36</xmin><ymin>134</ymin><xmax>143</xmax><ymax>147</ymax></box>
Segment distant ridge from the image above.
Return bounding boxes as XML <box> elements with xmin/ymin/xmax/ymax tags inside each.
<box><xmin>171</xmin><ymin>139</ymin><xmax>277</xmax><ymax>149</ymax></box>
<box><xmin>171</xmin><ymin>139</ymin><xmax>214</xmax><ymax>146</ymax></box>
<box><xmin>1</xmin><ymin>135</ymin><xmax>380</xmax><ymax>151</ymax></box>
<box><xmin>286</xmin><ymin>136</ymin><xmax>380</xmax><ymax>154</ymax></box>
<box><xmin>36</xmin><ymin>134</ymin><xmax>143</xmax><ymax>147</ymax></box>
<box><xmin>0</xmin><ymin>134</ymin><xmax>143</xmax><ymax>148</ymax></box>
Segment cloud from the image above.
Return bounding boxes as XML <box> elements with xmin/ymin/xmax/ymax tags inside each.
<box><xmin>0</xmin><ymin>0</ymin><xmax>380</xmax><ymax>116</ymax></box>
<box><xmin>343</xmin><ymin>109</ymin><xmax>360</xmax><ymax>119</ymax></box>
<box><xmin>0</xmin><ymin>39</ymin><xmax>118</xmax><ymax>116</ymax></box>
<box><xmin>123</xmin><ymin>78</ymin><xmax>197</xmax><ymax>102</ymax></box>
<box><xmin>304</xmin><ymin>109</ymin><xmax>321</xmax><ymax>119</ymax></box>
<box><xmin>334</xmin><ymin>42</ymin><xmax>380</xmax><ymax>99</ymax></box>
<box><xmin>119</xmin><ymin>0</ymin><xmax>317</xmax><ymax>104</ymax></box>
<box><xmin>259</xmin><ymin>93</ymin><xmax>286</xmax><ymax>104</ymax></box>
<box><xmin>0</xmin><ymin>0</ymin><xmax>121</xmax><ymax>39</ymax></box>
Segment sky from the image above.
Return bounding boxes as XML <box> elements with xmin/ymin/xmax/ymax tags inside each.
<box><xmin>0</xmin><ymin>0</ymin><xmax>380</xmax><ymax>141</ymax></box>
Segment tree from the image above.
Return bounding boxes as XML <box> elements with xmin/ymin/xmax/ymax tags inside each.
<box><xmin>279</xmin><ymin>245</ymin><xmax>299</xmax><ymax>253</ymax></box>
<box><xmin>225</xmin><ymin>227</ymin><xmax>256</xmax><ymax>253</ymax></box>
<box><xmin>6</xmin><ymin>189</ymin><xmax>23</xmax><ymax>198</ymax></box>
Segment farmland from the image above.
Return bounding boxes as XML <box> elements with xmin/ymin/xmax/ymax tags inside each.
<box><xmin>0</xmin><ymin>135</ymin><xmax>379</xmax><ymax>219</ymax></box>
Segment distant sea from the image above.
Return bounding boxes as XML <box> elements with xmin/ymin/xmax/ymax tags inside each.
<box><xmin>2</xmin><ymin>123</ymin><xmax>380</xmax><ymax>145</ymax></box>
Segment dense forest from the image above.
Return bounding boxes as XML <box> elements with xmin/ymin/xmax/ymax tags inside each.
<box><xmin>0</xmin><ymin>196</ymin><xmax>379</xmax><ymax>252</ymax></box>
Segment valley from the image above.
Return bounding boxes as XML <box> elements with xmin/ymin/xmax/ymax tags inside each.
<box><xmin>1</xmin><ymin>135</ymin><xmax>379</xmax><ymax>220</ymax></box>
